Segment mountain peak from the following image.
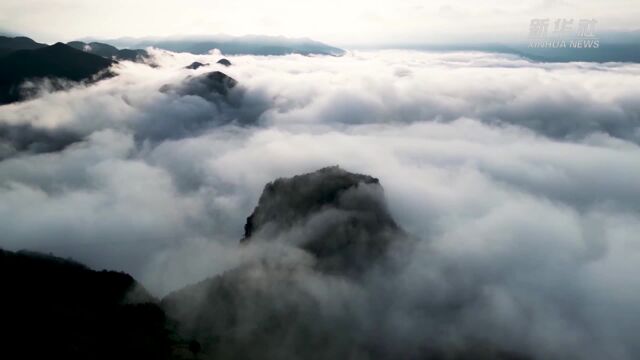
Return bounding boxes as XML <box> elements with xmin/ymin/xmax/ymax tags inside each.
<box><xmin>0</xmin><ymin>42</ymin><xmax>115</xmax><ymax>104</ymax></box>
<box><xmin>243</xmin><ymin>166</ymin><xmax>403</xmax><ymax>273</ymax></box>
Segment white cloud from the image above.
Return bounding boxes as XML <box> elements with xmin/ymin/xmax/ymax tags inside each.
<box><xmin>0</xmin><ymin>49</ymin><xmax>639</xmax><ymax>358</ymax></box>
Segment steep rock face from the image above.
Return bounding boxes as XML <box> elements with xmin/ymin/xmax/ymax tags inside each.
<box><xmin>243</xmin><ymin>166</ymin><xmax>402</xmax><ymax>273</ymax></box>
<box><xmin>161</xmin><ymin>167</ymin><xmax>408</xmax><ymax>359</ymax></box>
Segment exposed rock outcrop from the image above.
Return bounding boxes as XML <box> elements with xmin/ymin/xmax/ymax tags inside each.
<box><xmin>243</xmin><ymin>166</ymin><xmax>403</xmax><ymax>274</ymax></box>
<box><xmin>217</xmin><ymin>58</ymin><xmax>232</xmax><ymax>66</ymax></box>
<box><xmin>160</xmin><ymin>71</ymin><xmax>238</xmax><ymax>100</ymax></box>
<box><xmin>185</xmin><ymin>61</ymin><xmax>208</xmax><ymax>70</ymax></box>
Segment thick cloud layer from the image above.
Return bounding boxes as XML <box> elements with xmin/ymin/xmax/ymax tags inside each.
<box><xmin>0</xmin><ymin>49</ymin><xmax>639</xmax><ymax>359</ymax></box>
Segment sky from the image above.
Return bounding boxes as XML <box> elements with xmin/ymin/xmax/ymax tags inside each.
<box><xmin>1</xmin><ymin>0</ymin><xmax>639</xmax><ymax>46</ymax></box>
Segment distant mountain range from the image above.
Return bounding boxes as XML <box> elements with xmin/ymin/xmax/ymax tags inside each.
<box><xmin>67</xmin><ymin>40</ymin><xmax>149</xmax><ymax>62</ymax></box>
<box><xmin>90</xmin><ymin>34</ymin><xmax>346</xmax><ymax>56</ymax></box>
<box><xmin>0</xmin><ymin>35</ymin><xmax>148</xmax><ymax>61</ymax></box>
<box><xmin>380</xmin><ymin>31</ymin><xmax>640</xmax><ymax>63</ymax></box>
<box><xmin>420</xmin><ymin>42</ymin><xmax>640</xmax><ymax>63</ymax></box>
<box><xmin>0</xmin><ymin>34</ymin><xmax>345</xmax><ymax>105</ymax></box>
<box><xmin>0</xmin><ymin>36</ymin><xmax>154</xmax><ymax>105</ymax></box>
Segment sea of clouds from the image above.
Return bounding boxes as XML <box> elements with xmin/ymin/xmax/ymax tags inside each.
<box><xmin>0</xmin><ymin>48</ymin><xmax>639</xmax><ymax>359</ymax></box>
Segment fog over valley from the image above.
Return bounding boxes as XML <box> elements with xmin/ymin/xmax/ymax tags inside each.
<box><xmin>0</xmin><ymin>44</ymin><xmax>639</xmax><ymax>359</ymax></box>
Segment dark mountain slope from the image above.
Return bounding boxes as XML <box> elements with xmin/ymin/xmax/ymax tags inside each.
<box><xmin>116</xmin><ymin>48</ymin><xmax>149</xmax><ymax>61</ymax></box>
<box><xmin>162</xmin><ymin>262</ymin><xmax>368</xmax><ymax>360</ymax></box>
<box><xmin>0</xmin><ymin>122</ymin><xmax>83</xmax><ymax>159</ymax></box>
<box><xmin>0</xmin><ymin>35</ymin><xmax>47</xmax><ymax>57</ymax></box>
<box><xmin>0</xmin><ymin>248</ymin><xmax>172</xmax><ymax>360</ymax></box>
<box><xmin>68</xmin><ymin>40</ymin><xmax>119</xmax><ymax>57</ymax></box>
<box><xmin>67</xmin><ymin>40</ymin><xmax>149</xmax><ymax>62</ymax></box>
<box><xmin>0</xmin><ymin>42</ymin><xmax>114</xmax><ymax>104</ymax></box>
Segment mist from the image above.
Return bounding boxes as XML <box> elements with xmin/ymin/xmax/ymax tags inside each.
<box><xmin>1</xmin><ymin>48</ymin><xmax>639</xmax><ymax>359</ymax></box>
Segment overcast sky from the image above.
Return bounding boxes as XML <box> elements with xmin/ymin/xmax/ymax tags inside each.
<box><xmin>1</xmin><ymin>0</ymin><xmax>639</xmax><ymax>45</ymax></box>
